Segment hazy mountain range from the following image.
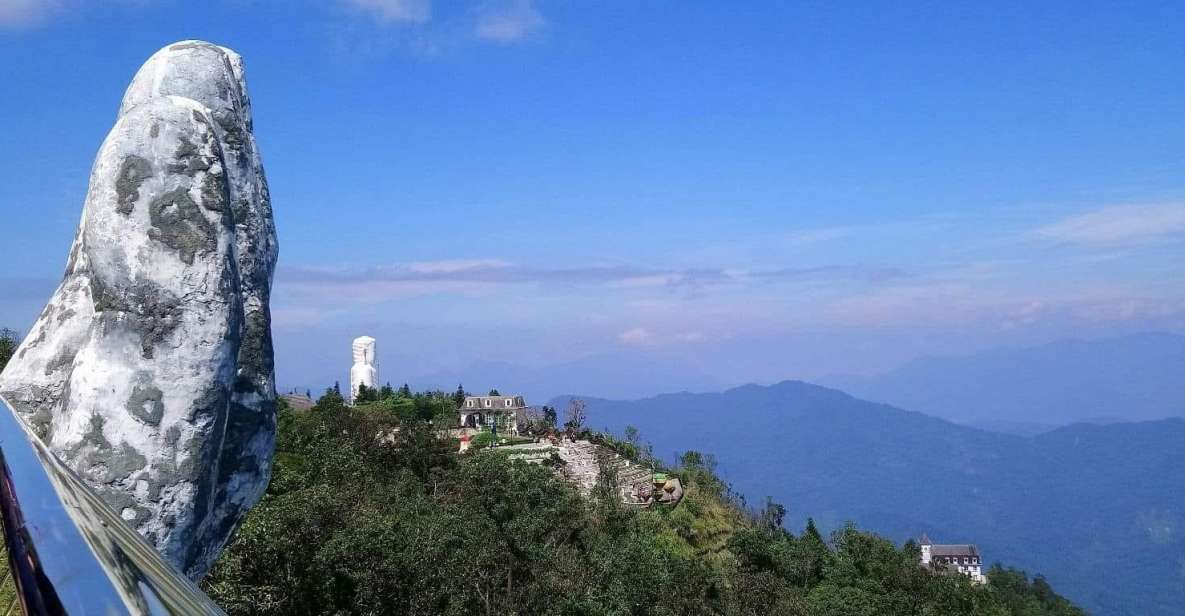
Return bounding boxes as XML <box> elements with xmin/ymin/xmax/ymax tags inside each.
<box><xmin>552</xmin><ymin>381</ymin><xmax>1185</xmax><ymax>616</ymax></box>
<box><xmin>290</xmin><ymin>332</ymin><xmax>1185</xmax><ymax>433</ymax></box>
<box><xmin>410</xmin><ymin>352</ymin><xmax>730</xmax><ymax>403</ymax></box>
<box><xmin>822</xmin><ymin>332</ymin><xmax>1185</xmax><ymax>428</ymax></box>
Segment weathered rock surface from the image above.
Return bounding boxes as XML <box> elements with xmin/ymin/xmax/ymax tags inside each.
<box><xmin>0</xmin><ymin>41</ymin><xmax>278</xmax><ymax>580</ymax></box>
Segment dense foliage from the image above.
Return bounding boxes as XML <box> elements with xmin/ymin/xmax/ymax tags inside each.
<box><xmin>204</xmin><ymin>389</ymin><xmax>1082</xmax><ymax>616</ymax></box>
<box><xmin>0</xmin><ymin>328</ymin><xmax>18</xmax><ymax>373</ymax></box>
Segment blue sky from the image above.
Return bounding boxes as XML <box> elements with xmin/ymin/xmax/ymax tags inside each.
<box><xmin>2</xmin><ymin>1</ymin><xmax>1184</xmax><ymax>397</ymax></box>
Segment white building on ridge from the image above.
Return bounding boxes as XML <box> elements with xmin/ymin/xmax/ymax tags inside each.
<box><xmin>349</xmin><ymin>336</ymin><xmax>377</xmax><ymax>403</ymax></box>
<box><xmin>459</xmin><ymin>395</ymin><xmax>526</xmax><ymax>435</ymax></box>
<box><xmin>919</xmin><ymin>534</ymin><xmax>985</xmax><ymax>584</ymax></box>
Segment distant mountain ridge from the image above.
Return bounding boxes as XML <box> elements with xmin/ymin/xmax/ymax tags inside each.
<box><xmin>552</xmin><ymin>381</ymin><xmax>1185</xmax><ymax>616</ymax></box>
<box><xmin>822</xmin><ymin>332</ymin><xmax>1185</xmax><ymax>427</ymax></box>
<box><xmin>412</xmin><ymin>351</ymin><xmax>729</xmax><ymax>403</ymax></box>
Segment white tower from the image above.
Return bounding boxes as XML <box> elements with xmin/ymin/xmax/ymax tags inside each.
<box><xmin>349</xmin><ymin>336</ymin><xmax>377</xmax><ymax>403</ymax></box>
<box><xmin>919</xmin><ymin>533</ymin><xmax>933</xmax><ymax>565</ymax></box>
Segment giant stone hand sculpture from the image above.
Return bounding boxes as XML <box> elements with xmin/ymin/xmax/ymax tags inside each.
<box><xmin>0</xmin><ymin>41</ymin><xmax>278</xmax><ymax>580</ymax></box>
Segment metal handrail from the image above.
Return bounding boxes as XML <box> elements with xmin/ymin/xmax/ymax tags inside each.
<box><xmin>0</xmin><ymin>395</ymin><xmax>224</xmax><ymax>615</ymax></box>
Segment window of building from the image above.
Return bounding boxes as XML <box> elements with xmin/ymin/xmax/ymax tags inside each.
<box><xmin>466</xmin><ymin>400</ymin><xmax>474</xmax><ymax>408</ymax></box>
<box><xmin>484</xmin><ymin>399</ymin><xmax>492</xmax><ymax>408</ymax></box>
<box><xmin>505</xmin><ymin>399</ymin><xmax>512</xmax><ymax>407</ymax></box>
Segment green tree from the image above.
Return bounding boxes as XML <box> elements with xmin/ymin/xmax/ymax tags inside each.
<box><xmin>563</xmin><ymin>398</ymin><xmax>586</xmax><ymax>434</ymax></box>
<box><xmin>758</xmin><ymin>497</ymin><xmax>786</xmax><ymax>531</ymax></box>
<box><xmin>0</xmin><ymin>328</ymin><xmax>19</xmax><ymax>373</ymax></box>
<box><xmin>317</xmin><ymin>385</ymin><xmax>345</xmax><ymax>408</ymax></box>
<box><xmin>452</xmin><ymin>383</ymin><xmax>467</xmax><ymax>407</ymax></box>
<box><xmin>354</xmin><ymin>383</ymin><xmax>379</xmax><ymax>404</ymax></box>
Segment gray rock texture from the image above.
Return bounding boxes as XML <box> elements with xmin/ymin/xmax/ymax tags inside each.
<box><xmin>0</xmin><ymin>41</ymin><xmax>278</xmax><ymax>580</ymax></box>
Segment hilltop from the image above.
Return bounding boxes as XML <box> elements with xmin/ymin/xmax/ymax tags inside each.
<box><xmin>203</xmin><ymin>388</ymin><xmax>1083</xmax><ymax>615</ymax></box>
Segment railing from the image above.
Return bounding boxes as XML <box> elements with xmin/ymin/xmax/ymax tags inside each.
<box><xmin>0</xmin><ymin>395</ymin><xmax>224</xmax><ymax>615</ymax></box>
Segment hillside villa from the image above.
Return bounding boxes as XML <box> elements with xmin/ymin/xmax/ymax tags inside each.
<box><xmin>919</xmin><ymin>534</ymin><xmax>985</xmax><ymax>584</ymax></box>
<box><xmin>459</xmin><ymin>394</ymin><xmax>527</xmax><ymax>435</ymax></box>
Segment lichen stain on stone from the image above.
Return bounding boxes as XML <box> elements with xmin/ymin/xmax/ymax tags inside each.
<box><xmin>190</xmin><ymin>109</ymin><xmax>213</xmax><ymax>130</ymax></box>
<box><xmin>55</xmin><ymin>307</ymin><xmax>76</xmax><ymax>325</ymax></box>
<box><xmin>164</xmin><ymin>425</ymin><xmax>182</xmax><ymax>447</ymax></box>
<box><xmin>66</xmin><ymin>413</ymin><xmax>112</xmax><ymax>471</ymax></box>
<box><xmin>44</xmin><ymin>349</ymin><xmax>75</xmax><ymax>376</ymax></box>
<box><xmin>200</xmin><ymin>169</ymin><xmax>228</xmax><ymax>212</ymax></box>
<box><xmin>214</xmin><ymin>110</ymin><xmax>246</xmax><ymax>155</ymax></box>
<box><xmin>235</xmin><ymin>311</ymin><xmax>273</xmax><ymax>391</ymax></box>
<box><xmin>127</xmin><ymin>383</ymin><xmax>165</xmax><ymax>425</ymax></box>
<box><xmin>115</xmin><ymin>155</ymin><xmax>153</xmax><ymax>215</ymax></box>
<box><xmin>104</xmin><ymin>444</ymin><xmax>148</xmax><ymax>483</ymax></box>
<box><xmin>89</xmin><ymin>277</ymin><xmax>183</xmax><ymax>359</ymax></box>
<box><xmin>147</xmin><ymin>187</ymin><xmax>216</xmax><ymax>265</ymax></box>
<box><xmin>167</xmin><ymin>135</ymin><xmax>213</xmax><ymax>177</ymax></box>
<box><xmin>82</xmin><ymin>413</ymin><xmax>111</xmax><ymax>449</ymax></box>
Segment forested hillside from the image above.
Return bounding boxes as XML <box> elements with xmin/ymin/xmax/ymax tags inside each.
<box><xmin>203</xmin><ymin>389</ymin><xmax>1082</xmax><ymax>615</ymax></box>
<box><xmin>561</xmin><ymin>381</ymin><xmax>1185</xmax><ymax>616</ymax></box>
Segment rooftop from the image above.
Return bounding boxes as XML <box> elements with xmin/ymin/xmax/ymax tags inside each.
<box><xmin>930</xmin><ymin>545</ymin><xmax>980</xmax><ymax>558</ymax></box>
<box><xmin>460</xmin><ymin>395</ymin><xmax>527</xmax><ymax>410</ymax></box>
<box><xmin>919</xmin><ymin>534</ymin><xmax>980</xmax><ymax>557</ymax></box>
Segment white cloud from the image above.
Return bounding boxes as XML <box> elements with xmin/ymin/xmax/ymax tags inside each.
<box><xmin>617</xmin><ymin>273</ymin><xmax>689</xmax><ymax>289</ymax></box>
<box><xmin>617</xmin><ymin>327</ymin><xmax>709</xmax><ymax>347</ymax></box>
<box><xmin>403</xmin><ymin>259</ymin><xmax>510</xmax><ymax>274</ymax></box>
<box><xmin>1035</xmin><ymin>203</ymin><xmax>1185</xmax><ymax>246</ymax></box>
<box><xmin>617</xmin><ymin>327</ymin><xmax>655</xmax><ymax>346</ymax></box>
<box><xmin>280</xmin><ymin>260</ymin><xmax>901</xmax><ymax>298</ymax></box>
<box><xmin>0</xmin><ymin>0</ymin><xmax>59</xmax><ymax>28</ymax></box>
<box><xmin>475</xmin><ymin>0</ymin><xmax>543</xmax><ymax>42</ymax></box>
<box><xmin>343</xmin><ymin>0</ymin><xmax>431</xmax><ymax>24</ymax></box>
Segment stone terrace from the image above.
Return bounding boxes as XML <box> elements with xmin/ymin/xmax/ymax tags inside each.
<box><xmin>555</xmin><ymin>440</ymin><xmax>681</xmax><ymax>506</ymax></box>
